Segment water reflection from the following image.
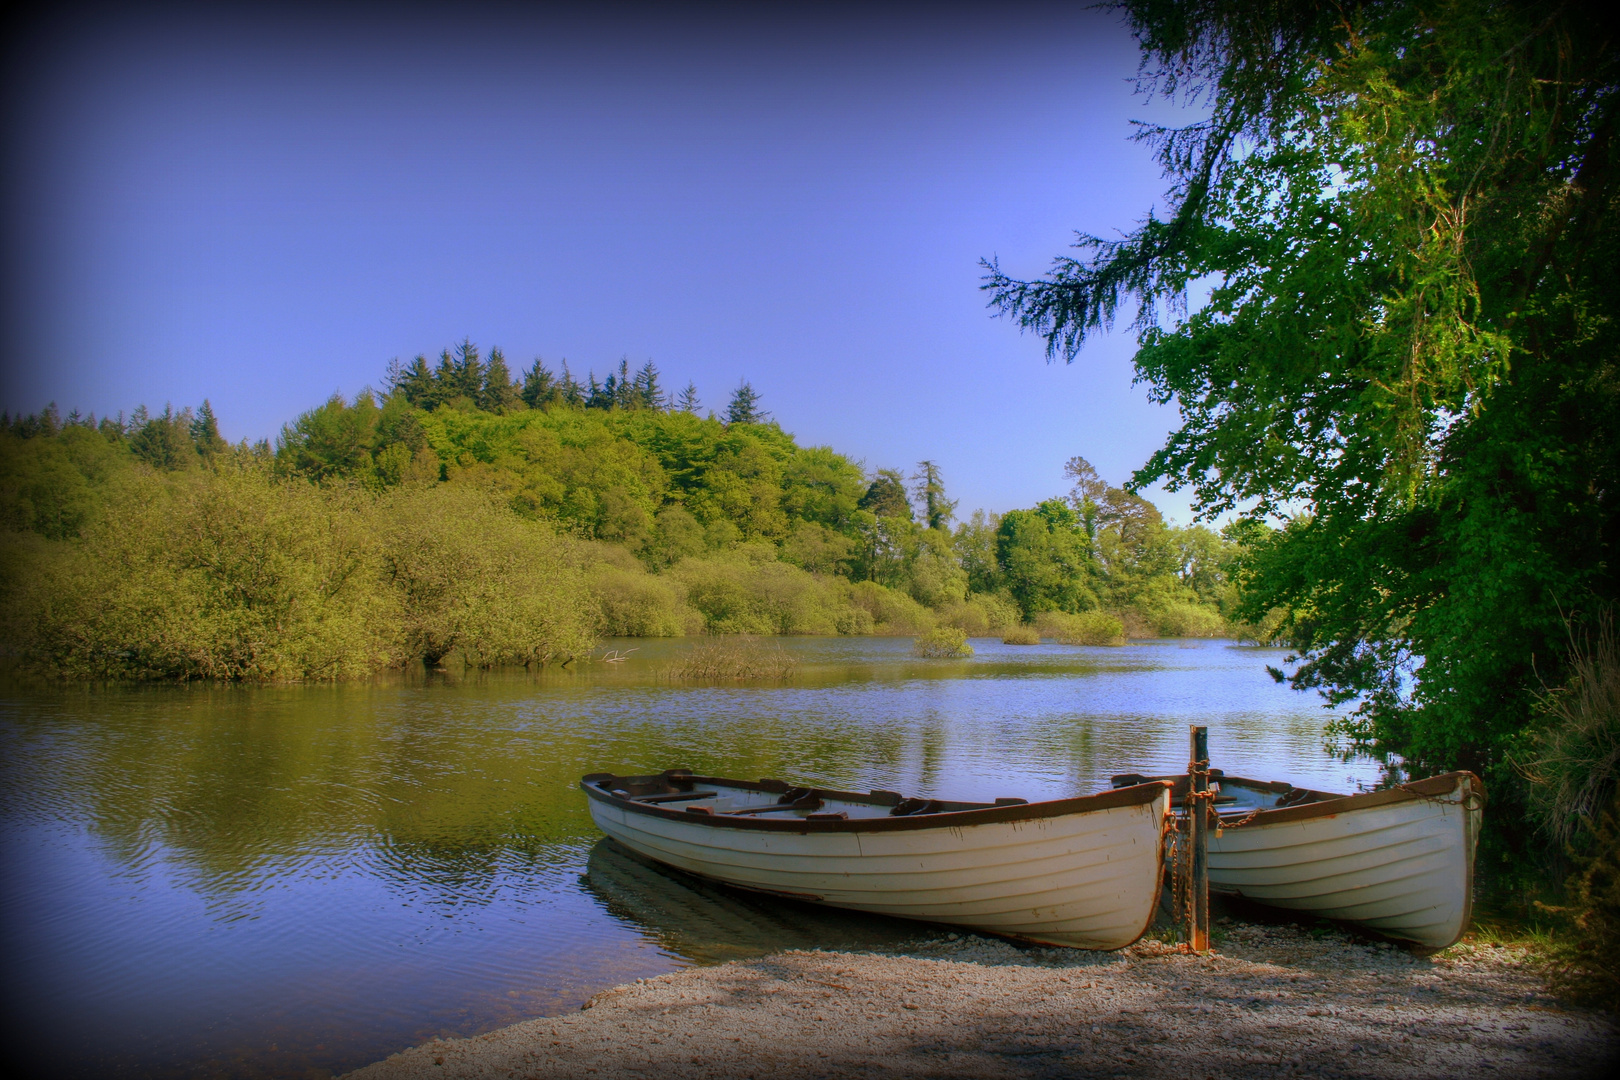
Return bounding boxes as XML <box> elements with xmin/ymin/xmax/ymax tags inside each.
<box><xmin>0</xmin><ymin>637</ymin><xmax>1372</xmax><ymax>1079</ymax></box>
<box><xmin>584</xmin><ymin>839</ymin><xmax>924</xmax><ymax>964</ymax></box>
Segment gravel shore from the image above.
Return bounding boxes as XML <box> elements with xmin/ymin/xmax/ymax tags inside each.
<box><xmin>348</xmin><ymin>922</ymin><xmax>1617</xmax><ymax>1080</ymax></box>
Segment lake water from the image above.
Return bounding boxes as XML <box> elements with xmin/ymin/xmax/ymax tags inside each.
<box><xmin>0</xmin><ymin>636</ymin><xmax>1379</xmax><ymax>1079</ymax></box>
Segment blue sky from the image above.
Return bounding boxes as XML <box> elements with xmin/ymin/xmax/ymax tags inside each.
<box><xmin>2</xmin><ymin>2</ymin><xmax>1209</xmax><ymax>522</ymax></box>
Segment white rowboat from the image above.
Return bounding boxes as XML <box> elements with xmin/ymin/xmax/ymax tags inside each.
<box><xmin>1113</xmin><ymin>769</ymin><xmax>1484</xmax><ymax>949</ymax></box>
<box><xmin>581</xmin><ymin>769</ymin><xmax>1172</xmax><ymax>950</ymax></box>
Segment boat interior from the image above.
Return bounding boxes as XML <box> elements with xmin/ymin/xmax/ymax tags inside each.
<box><xmin>1108</xmin><ymin>770</ymin><xmax>1344</xmax><ymax>817</ymax></box>
<box><xmin>584</xmin><ymin>770</ymin><xmax>1034</xmax><ymax>822</ymax></box>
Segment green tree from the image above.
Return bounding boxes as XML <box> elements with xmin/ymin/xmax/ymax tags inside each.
<box><xmin>725</xmin><ymin>380</ymin><xmax>767</xmax><ymax>425</ymax></box>
<box><xmin>676</xmin><ymin>381</ymin><xmax>701</xmax><ymax>413</ymax></box>
<box><xmin>984</xmin><ymin>1</ymin><xmax>1620</xmax><ymax>783</ymax></box>
<box><xmin>190</xmin><ymin>400</ymin><xmax>227</xmax><ymax>458</ymax></box>
<box><xmin>858</xmin><ymin>469</ymin><xmax>912</xmax><ymax>520</ymax></box>
<box><xmin>994</xmin><ymin>499</ymin><xmax>1098</xmax><ymax>618</ymax></box>
<box><xmin>129</xmin><ymin>406</ymin><xmax>197</xmax><ymax>471</ymax></box>
<box><xmin>911</xmin><ymin>460</ymin><xmax>957</xmax><ymax>531</ymax></box>
<box><xmin>479</xmin><ymin>347</ymin><xmax>521</xmax><ymax>413</ymax></box>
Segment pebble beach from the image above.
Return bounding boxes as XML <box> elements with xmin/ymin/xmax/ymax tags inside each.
<box><xmin>347</xmin><ymin>921</ymin><xmax>1617</xmax><ymax>1080</ymax></box>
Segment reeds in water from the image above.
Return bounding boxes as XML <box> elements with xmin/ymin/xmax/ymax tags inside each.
<box><xmin>664</xmin><ymin>637</ymin><xmax>800</xmax><ymax>681</ymax></box>
<box><xmin>1001</xmin><ymin>624</ymin><xmax>1041</xmax><ymax>645</ymax></box>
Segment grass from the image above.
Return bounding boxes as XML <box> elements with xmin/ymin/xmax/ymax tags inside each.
<box><xmin>664</xmin><ymin>637</ymin><xmax>800</xmax><ymax>681</ymax></box>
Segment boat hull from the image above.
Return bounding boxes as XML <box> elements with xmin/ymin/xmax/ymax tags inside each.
<box><xmin>583</xmin><ymin>777</ymin><xmax>1170</xmax><ymax>950</ymax></box>
<box><xmin>1205</xmin><ymin>772</ymin><xmax>1482</xmax><ymax>949</ymax></box>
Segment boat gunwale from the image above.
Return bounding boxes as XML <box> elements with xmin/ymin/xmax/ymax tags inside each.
<box><xmin>581</xmin><ymin>770</ymin><xmax>1172</xmax><ymax>834</ymax></box>
<box><xmin>1212</xmin><ymin>771</ymin><xmax>1484</xmax><ymax>828</ymax></box>
<box><xmin>1113</xmin><ymin>770</ymin><xmax>1484</xmax><ymax>828</ymax></box>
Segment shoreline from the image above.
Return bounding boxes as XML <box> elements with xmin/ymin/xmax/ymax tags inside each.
<box><xmin>345</xmin><ymin>923</ymin><xmax>1616</xmax><ymax>1079</ymax></box>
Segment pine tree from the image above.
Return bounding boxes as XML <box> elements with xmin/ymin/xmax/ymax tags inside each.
<box><xmin>480</xmin><ymin>347</ymin><xmax>521</xmax><ymax>413</ymax></box>
<box><xmin>585</xmin><ymin>373</ymin><xmax>611</xmax><ymax>410</ymax></box>
<box><xmin>558</xmin><ymin>362</ymin><xmax>584</xmax><ymax>407</ymax></box>
<box><xmin>910</xmin><ymin>460</ymin><xmax>957</xmax><ymax>531</ymax></box>
<box><xmin>452</xmin><ymin>340</ymin><xmax>484</xmax><ymax>402</ymax></box>
<box><xmin>521</xmin><ymin>359</ymin><xmax>557</xmax><ymax>409</ymax></box>
<box><xmin>633</xmin><ymin>360</ymin><xmax>665</xmax><ymax>409</ymax></box>
<box><xmin>676</xmin><ymin>381</ymin><xmax>700</xmax><ymax>413</ymax></box>
<box><xmin>725</xmin><ymin>380</ymin><xmax>767</xmax><ymax>425</ymax></box>
<box><xmin>190</xmin><ymin>399</ymin><xmax>228</xmax><ymax>457</ymax></box>
<box><xmin>432</xmin><ymin>350</ymin><xmax>457</xmax><ymax>404</ymax></box>
<box><xmin>390</xmin><ymin>355</ymin><xmax>436</xmax><ymax>406</ymax></box>
<box><xmin>608</xmin><ymin>359</ymin><xmax>632</xmax><ymax>409</ymax></box>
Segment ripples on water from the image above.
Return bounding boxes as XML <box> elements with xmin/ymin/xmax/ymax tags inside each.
<box><xmin>0</xmin><ymin>637</ymin><xmax>1376</xmax><ymax>1078</ymax></box>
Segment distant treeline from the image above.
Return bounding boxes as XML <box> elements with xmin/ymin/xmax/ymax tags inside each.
<box><xmin>0</xmin><ymin>343</ymin><xmax>1274</xmax><ymax>680</ymax></box>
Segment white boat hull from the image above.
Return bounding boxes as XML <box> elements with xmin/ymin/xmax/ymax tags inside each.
<box><xmin>1206</xmin><ymin>772</ymin><xmax>1482</xmax><ymax>949</ymax></box>
<box><xmin>584</xmin><ymin>777</ymin><xmax>1170</xmax><ymax>950</ymax></box>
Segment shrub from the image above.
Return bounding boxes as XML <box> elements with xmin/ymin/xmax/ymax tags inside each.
<box><xmin>1036</xmin><ymin>610</ymin><xmax>1125</xmax><ymax>646</ymax></box>
<box><xmin>939</xmin><ymin>591</ymin><xmax>1021</xmax><ymax>636</ymax></box>
<box><xmin>669</xmin><ymin>550</ymin><xmax>850</xmax><ymax>635</ymax></box>
<box><xmin>1002</xmin><ymin>624</ymin><xmax>1041</xmax><ymax>645</ymax></box>
<box><xmin>664</xmin><ymin>636</ymin><xmax>799</xmax><ymax>681</ymax></box>
<box><xmin>589</xmin><ymin>565</ymin><xmax>691</xmax><ymax>637</ymax></box>
<box><xmin>1545</xmin><ymin>790</ymin><xmax>1620</xmax><ymax>1011</ymax></box>
<box><xmin>1520</xmin><ymin>610</ymin><xmax>1620</xmax><ymax>846</ymax></box>
<box><xmin>374</xmin><ymin>484</ymin><xmax>595</xmax><ymax>667</ymax></box>
<box><xmin>7</xmin><ymin>464</ymin><xmax>397</xmax><ymax>680</ymax></box>
<box><xmin>1154</xmin><ymin>601</ymin><xmax>1227</xmax><ymax>638</ymax></box>
<box><xmin>913</xmin><ymin>626</ymin><xmax>972</xmax><ymax>658</ymax></box>
<box><xmin>846</xmin><ymin>580</ymin><xmax>934</xmax><ymax>635</ymax></box>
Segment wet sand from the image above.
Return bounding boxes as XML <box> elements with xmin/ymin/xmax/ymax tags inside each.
<box><xmin>346</xmin><ymin>922</ymin><xmax>1617</xmax><ymax>1079</ymax></box>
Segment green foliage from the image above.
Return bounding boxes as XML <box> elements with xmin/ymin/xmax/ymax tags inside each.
<box><xmin>1545</xmin><ymin>791</ymin><xmax>1620</xmax><ymax>1012</ymax></box>
<box><xmin>985</xmin><ymin>1</ymin><xmax>1620</xmax><ymax>791</ymax></box>
<box><xmin>666</xmin><ymin>546</ymin><xmax>878</xmax><ymax>636</ymax></box>
<box><xmin>375</xmin><ymin>484</ymin><xmax>593</xmax><ymax>667</ymax></box>
<box><xmin>995</xmin><ymin>500</ymin><xmax>1099</xmax><ymax>617</ymax></box>
<box><xmin>1036</xmin><ymin>610</ymin><xmax>1126</xmax><ymax>647</ymax></box>
<box><xmin>913</xmin><ymin>626</ymin><xmax>972</xmax><ymax>658</ymax></box>
<box><xmin>1001</xmin><ymin>624</ymin><xmax>1041</xmax><ymax>645</ymax></box>
<box><xmin>859</xmin><ymin>468</ymin><xmax>912</xmax><ymax>520</ymax></box>
<box><xmin>0</xmin><ymin>336</ymin><xmax>1269</xmax><ymax>681</ymax></box>
<box><xmin>724</xmin><ymin>380</ymin><xmax>767</xmax><ymax>425</ymax></box>
<box><xmin>7</xmin><ymin>463</ymin><xmax>394</xmax><ymax>680</ymax></box>
<box><xmin>1518</xmin><ymin>611</ymin><xmax>1620</xmax><ymax>848</ymax></box>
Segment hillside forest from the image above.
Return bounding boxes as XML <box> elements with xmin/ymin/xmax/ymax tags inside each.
<box><xmin>0</xmin><ymin>344</ymin><xmax>1270</xmax><ymax>682</ymax></box>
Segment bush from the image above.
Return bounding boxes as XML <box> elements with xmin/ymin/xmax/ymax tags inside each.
<box><xmin>1002</xmin><ymin>624</ymin><xmax>1041</xmax><ymax>645</ymax></box>
<box><xmin>6</xmin><ymin>464</ymin><xmax>397</xmax><ymax>680</ymax></box>
<box><xmin>913</xmin><ymin>626</ymin><xmax>972</xmax><ymax>658</ymax></box>
<box><xmin>374</xmin><ymin>484</ymin><xmax>595</xmax><ymax>667</ymax></box>
<box><xmin>1545</xmin><ymin>790</ymin><xmax>1620</xmax><ymax>1011</ymax></box>
<box><xmin>588</xmin><ymin>564</ymin><xmax>692</xmax><ymax>637</ymax></box>
<box><xmin>1036</xmin><ymin>610</ymin><xmax>1126</xmax><ymax>646</ymax></box>
<box><xmin>1521</xmin><ymin>610</ymin><xmax>1620</xmax><ymax>846</ymax></box>
<box><xmin>1153</xmin><ymin>601</ymin><xmax>1227</xmax><ymax>638</ymax></box>
<box><xmin>939</xmin><ymin>591</ymin><xmax>1021</xmax><ymax>636</ymax></box>
<box><xmin>668</xmin><ymin>549</ymin><xmax>855</xmax><ymax>635</ymax></box>
<box><xmin>846</xmin><ymin>580</ymin><xmax>934</xmax><ymax>635</ymax></box>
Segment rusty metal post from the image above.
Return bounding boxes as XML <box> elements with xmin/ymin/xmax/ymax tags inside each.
<box><xmin>1188</xmin><ymin>724</ymin><xmax>1211</xmax><ymax>954</ymax></box>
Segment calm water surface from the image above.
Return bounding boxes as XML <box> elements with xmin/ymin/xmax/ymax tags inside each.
<box><xmin>0</xmin><ymin>637</ymin><xmax>1377</xmax><ymax>1078</ymax></box>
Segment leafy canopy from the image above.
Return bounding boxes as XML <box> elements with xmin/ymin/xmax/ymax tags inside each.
<box><xmin>985</xmin><ymin>0</ymin><xmax>1620</xmax><ymax>779</ymax></box>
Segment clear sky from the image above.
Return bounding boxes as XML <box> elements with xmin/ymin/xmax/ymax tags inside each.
<box><xmin>2</xmin><ymin>1</ymin><xmax>1209</xmax><ymax>522</ymax></box>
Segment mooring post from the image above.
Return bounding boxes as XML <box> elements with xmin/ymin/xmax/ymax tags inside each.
<box><xmin>1188</xmin><ymin>724</ymin><xmax>1211</xmax><ymax>954</ymax></box>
